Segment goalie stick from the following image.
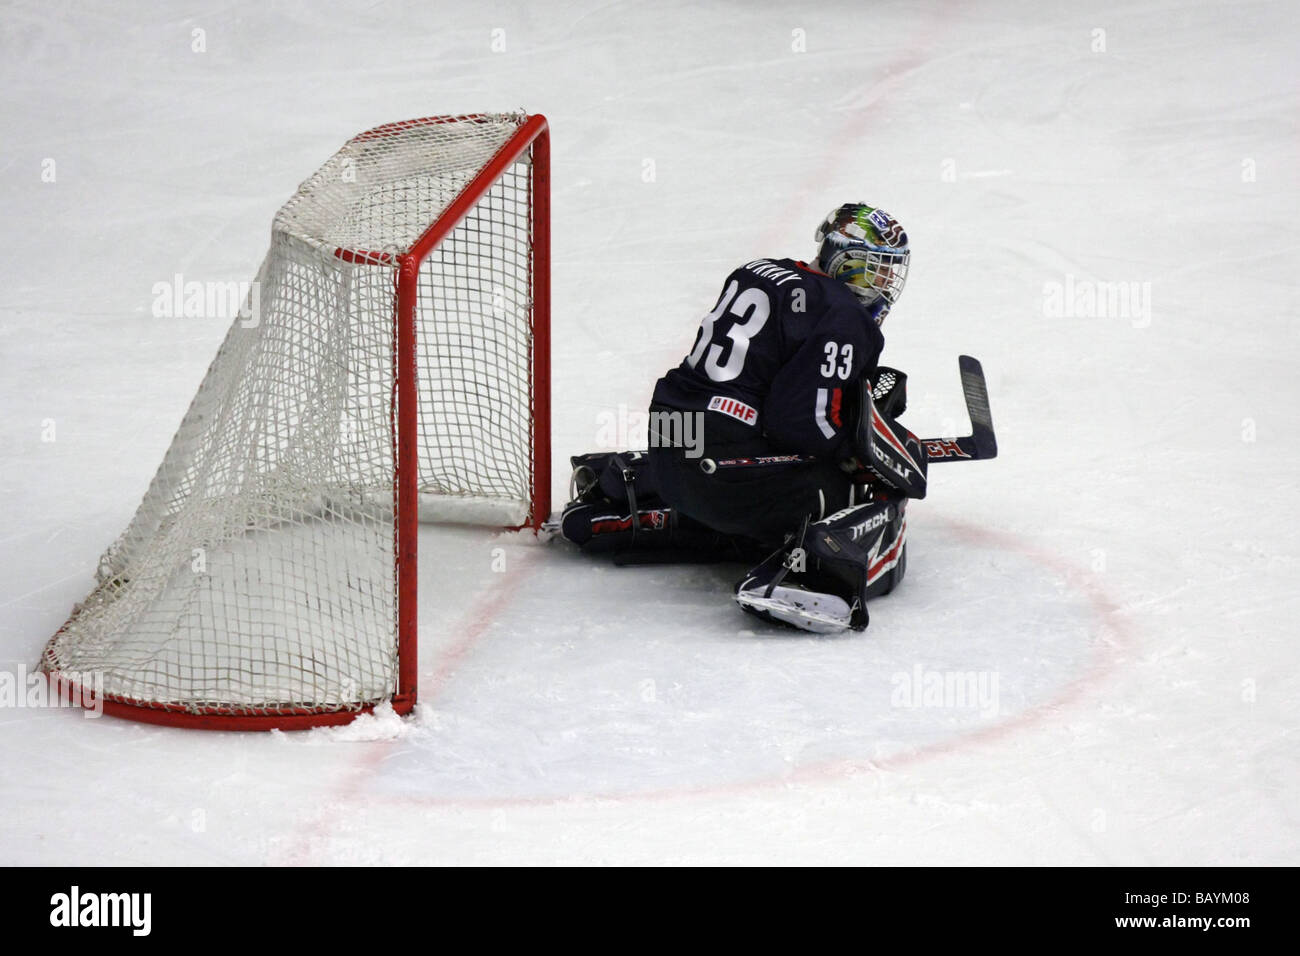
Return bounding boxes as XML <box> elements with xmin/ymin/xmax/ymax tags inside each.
<box><xmin>916</xmin><ymin>355</ymin><xmax>998</xmax><ymax>463</ymax></box>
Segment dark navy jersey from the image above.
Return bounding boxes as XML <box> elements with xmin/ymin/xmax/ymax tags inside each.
<box><xmin>652</xmin><ymin>257</ymin><xmax>885</xmax><ymax>459</ymax></box>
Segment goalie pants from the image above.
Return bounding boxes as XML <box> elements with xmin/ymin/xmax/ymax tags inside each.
<box><xmin>647</xmin><ymin>403</ymin><xmax>857</xmax><ymax>548</ymax></box>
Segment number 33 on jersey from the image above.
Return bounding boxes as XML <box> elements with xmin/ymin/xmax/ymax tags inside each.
<box><xmin>654</xmin><ymin>256</ymin><xmax>884</xmax><ymax>459</ymax></box>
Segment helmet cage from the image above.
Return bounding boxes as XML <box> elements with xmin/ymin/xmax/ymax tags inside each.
<box><xmin>823</xmin><ymin>244</ymin><xmax>909</xmax><ymax>308</ymax></box>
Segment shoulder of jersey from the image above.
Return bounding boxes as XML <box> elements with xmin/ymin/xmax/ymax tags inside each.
<box><xmin>732</xmin><ymin>258</ymin><xmax>823</xmax><ymax>294</ymax></box>
<box><xmin>735</xmin><ymin>257</ymin><xmax>864</xmax><ymax>313</ymax></box>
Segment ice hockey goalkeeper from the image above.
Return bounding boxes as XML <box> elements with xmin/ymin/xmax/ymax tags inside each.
<box><xmin>558</xmin><ymin>203</ymin><xmax>928</xmax><ymax>634</ymax></box>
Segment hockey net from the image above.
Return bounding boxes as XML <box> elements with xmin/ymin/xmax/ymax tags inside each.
<box><xmin>41</xmin><ymin>112</ymin><xmax>550</xmax><ymax>729</ymax></box>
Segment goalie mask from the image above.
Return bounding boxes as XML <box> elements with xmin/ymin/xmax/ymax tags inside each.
<box><xmin>814</xmin><ymin>203</ymin><xmax>910</xmax><ymax>323</ymax></box>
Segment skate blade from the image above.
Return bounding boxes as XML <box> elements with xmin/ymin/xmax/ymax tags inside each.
<box><xmin>735</xmin><ymin>584</ymin><xmax>851</xmax><ymax>634</ymax></box>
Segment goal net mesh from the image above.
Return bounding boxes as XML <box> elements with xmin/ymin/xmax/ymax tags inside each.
<box><xmin>42</xmin><ymin>113</ymin><xmax>537</xmax><ymax>719</ymax></box>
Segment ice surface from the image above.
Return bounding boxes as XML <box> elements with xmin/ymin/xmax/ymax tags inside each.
<box><xmin>1</xmin><ymin>0</ymin><xmax>1296</xmax><ymax>865</ymax></box>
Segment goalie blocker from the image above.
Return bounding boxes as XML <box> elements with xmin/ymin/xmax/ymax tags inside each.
<box><xmin>844</xmin><ymin>368</ymin><xmax>929</xmax><ymax>500</ymax></box>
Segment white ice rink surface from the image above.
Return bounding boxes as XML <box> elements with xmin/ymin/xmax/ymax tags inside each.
<box><xmin>2</xmin><ymin>0</ymin><xmax>1297</xmax><ymax>865</ymax></box>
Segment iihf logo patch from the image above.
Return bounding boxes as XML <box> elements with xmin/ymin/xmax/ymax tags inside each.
<box><xmin>707</xmin><ymin>395</ymin><xmax>758</xmax><ymax>425</ymax></box>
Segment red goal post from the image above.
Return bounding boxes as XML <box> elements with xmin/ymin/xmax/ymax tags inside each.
<box><xmin>394</xmin><ymin>113</ymin><xmax>551</xmax><ymax>730</ymax></box>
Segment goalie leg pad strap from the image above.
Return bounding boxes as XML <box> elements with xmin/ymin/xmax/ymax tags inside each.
<box><xmin>734</xmin><ymin>498</ymin><xmax>907</xmax><ymax>632</ymax></box>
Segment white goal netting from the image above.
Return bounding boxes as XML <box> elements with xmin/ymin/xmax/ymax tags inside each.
<box><xmin>42</xmin><ymin>113</ymin><xmax>543</xmax><ymax>724</ymax></box>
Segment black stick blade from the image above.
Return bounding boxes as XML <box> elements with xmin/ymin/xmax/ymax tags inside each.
<box><xmin>957</xmin><ymin>354</ymin><xmax>997</xmax><ymax>460</ymax></box>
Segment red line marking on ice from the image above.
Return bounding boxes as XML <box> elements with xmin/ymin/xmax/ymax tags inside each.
<box><xmin>754</xmin><ymin>0</ymin><xmax>958</xmax><ymax>252</ymax></box>
<box><xmin>425</xmin><ymin>556</ymin><xmax>540</xmax><ymax>699</ymax></box>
